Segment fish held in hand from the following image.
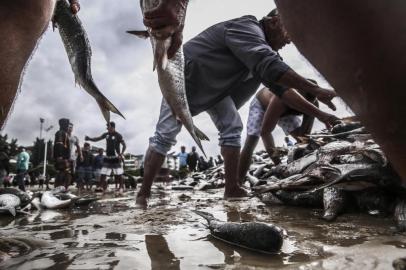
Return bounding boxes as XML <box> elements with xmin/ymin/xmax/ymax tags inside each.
<box><xmin>52</xmin><ymin>0</ymin><xmax>124</xmax><ymax>122</ymax></box>
<box><xmin>127</xmin><ymin>0</ymin><xmax>209</xmax><ymax>156</ymax></box>
<box><xmin>193</xmin><ymin>210</ymin><xmax>284</xmax><ymax>253</ymax></box>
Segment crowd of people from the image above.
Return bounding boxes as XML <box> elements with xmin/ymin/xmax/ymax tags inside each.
<box><xmin>175</xmin><ymin>146</ymin><xmax>223</xmax><ymax>175</ymax></box>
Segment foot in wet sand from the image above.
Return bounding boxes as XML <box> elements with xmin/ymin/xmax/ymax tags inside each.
<box><xmin>224</xmin><ymin>186</ymin><xmax>249</xmax><ymax>200</ymax></box>
<box><xmin>135</xmin><ymin>193</ymin><xmax>149</xmax><ymax>209</ymax></box>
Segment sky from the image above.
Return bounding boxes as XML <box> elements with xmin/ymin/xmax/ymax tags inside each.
<box><xmin>2</xmin><ymin>0</ymin><xmax>352</xmax><ymax>157</ymax></box>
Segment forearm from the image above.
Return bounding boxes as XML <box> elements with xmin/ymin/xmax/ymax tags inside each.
<box><xmin>281</xmin><ymin>89</ymin><xmax>324</xmax><ymax>119</ymax></box>
<box><xmin>120</xmin><ymin>142</ymin><xmax>126</xmax><ymax>155</ymax></box>
<box><xmin>277</xmin><ymin>69</ymin><xmax>320</xmax><ymax>96</ymax></box>
<box><xmin>261</xmin><ymin>133</ymin><xmax>276</xmax><ymax>157</ymax></box>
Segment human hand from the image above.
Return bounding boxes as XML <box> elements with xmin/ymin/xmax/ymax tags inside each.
<box><xmin>70</xmin><ymin>1</ymin><xmax>80</xmax><ymax>14</ymax></box>
<box><xmin>143</xmin><ymin>0</ymin><xmax>188</xmax><ymax>58</ymax></box>
<box><xmin>315</xmin><ymin>87</ymin><xmax>337</xmax><ymax>111</ymax></box>
<box><xmin>318</xmin><ymin>112</ymin><xmax>340</xmax><ymax>130</ymax></box>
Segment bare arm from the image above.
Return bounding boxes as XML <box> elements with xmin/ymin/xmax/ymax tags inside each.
<box><xmin>85</xmin><ymin>135</ymin><xmax>105</xmax><ymax>142</ymax></box>
<box><xmin>75</xmin><ymin>142</ymin><xmax>82</xmax><ymax>161</ymax></box>
<box><xmin>281</xmin><ymin>89</ymin><xmax>339</xmax><ymax>129</ymax></box>
<box><xmin>278</xmin><ymin>69</ymin><xmax>337</xmax><ymax>110</ymax></box>
<box><xmin>290</xmin><ymin>100</ymin><xmax>319</xmax><ymax>138</ymax></box>
<box><xmin>120</xmin><ymin>140</ymin><xmax>127</xmax><ymax>155</ymax></box>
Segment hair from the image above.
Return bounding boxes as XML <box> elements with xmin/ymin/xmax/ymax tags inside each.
<box><xmin>108</xmin><ymin>121</ymin><xmax>115</xmax><ymax>128</ymax></box>
<box><xmin>266</xmin><ymin>8</ymin><xmax>279</xmax><ymax>17</ymax></box>
<box><xmin>84</xmin><ymin>142</ymin><xmax>90</xmax><ymax>147</ymax></box>
<box><xmin>58</xmin><ymin>118</ymin><xmax>70</xmax><ymax>129</ymax></box>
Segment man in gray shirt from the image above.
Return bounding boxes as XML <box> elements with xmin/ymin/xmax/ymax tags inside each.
<box><xmin>136</xmin><ymin>9</ymin><xmax>338</xmax><ymax>207</ymax></box>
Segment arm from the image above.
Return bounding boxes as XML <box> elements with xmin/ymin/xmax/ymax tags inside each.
<box><xmin>120</xmin><ymin>140</ymin><xmax>126</xmax><ymax>156</ymax></box>
<box><xmin>290</xmin><ymin>100</ymin><xmax>318</xmax><ymax>138</ymax></box>
<box><xmin>75</xmin><ymin>141</ymin><xmax>83</xmax><ymax>161</ymax></box>
<box><xmin>85</xmin><ymin>134</ymin><xmax>105</xmax><ymax>142</ymax></box>
<box><xmin>260</xmin><ymin>95</ymin><xmax>287</xmax><ymax>164</ymax></box>
<box><xmin>281</xmin><ymin>89</ymin><xmax>339</xmax><ymax>129</ymax></box>
<box><xmin>277</xmin><ymin>70</ymin><xmax>337</xmax><ymax>110</ymax></box>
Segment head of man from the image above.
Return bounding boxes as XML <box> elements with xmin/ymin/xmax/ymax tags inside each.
<box><xmin>58</xmin><ymin>118</ymin><xmax>70</xmax><ymax>132</ymax></box>
<box><xmin>180</xmin><ymin>146</ymin><xmax>186</xmax><ymax>153</ymax></box>
<box><xmin>19</xmin><ymin>146</ymin><xmax>25</xmax><ymax>153</ymax></box>
<box><xmin>261</xmin><ymin>9</ymin><xmax>291</xmax><ymax>51</ymax></box>
<box><xmin>98</xmin><ymin>148</ymin><xmax>104</xmax><ymax>155</ymax></box>
<box><xmin>191</xmin><ymin>146</ymin><xmax>196</xmax><ymax>152</ymax></box>
<box><xmin>68</xmin><ymin>123</ymin><xmax>73</xmax><ymax>135</ymax></box>
<box><xmin>107</xmin><ymin>121</ymin><xmax>116</xmax><ymax>133</ymax></box>
<box><xmin>83</xmin><ymin>142</ymin><xmax>90</xmax><ymax>151</ymax></box>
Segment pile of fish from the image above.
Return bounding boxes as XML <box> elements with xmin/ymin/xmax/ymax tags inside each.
<box><xmin>243</xmin><ymin>120</ymin><xmax>406</xmax><ymax>231</ymax></box>
<box><xmin>170</xmin><ymin>165</ymin><xmax>225</xmax><ymax>191</ymax></box>
<box><xmin>0</xmin><ymin>187</ymin><xmax>99</xmax><ymax>217</ymax></box>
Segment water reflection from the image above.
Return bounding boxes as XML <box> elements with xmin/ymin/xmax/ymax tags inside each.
<box><xmin>145</xmin><ymin>234</ymin><xmax>180</xmax><ymax>270</ymax></box>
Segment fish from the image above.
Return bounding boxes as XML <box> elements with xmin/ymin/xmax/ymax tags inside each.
<box><xmin>258</xmin><ymin>192</ymin><xmax>284</xmax><ymax>206</ymax></box>
<box><xmin>246</xmin><ymin>173</ymin><xmax>268</xmax><ymax>187</ymax></box>
<box><xmin>0</xmin><ymin>237</ymin><xmax>49</xmax><ymax>262</ymax></box>
<box><xmin>393</xmin><ymin>257</ymin><xmax>406</xmax><ymax>270</ymax></box>
<box><xmin>52</xmin><ymin>0</ymin><xmax>124</xmax><ymax>122</ymax></box>
<box><xmin>322</xmin><ymin>187</ymin><xmax>349</xmax><ymax>221</ymax></box>
<box><xmin>74</xmin><ymin>196</ymin><xmax>99</xmax><ymax>206</ymax></box>
<box><xmin>274</xmin><ymin>190</ymin><xmax>323</xmax><ymax>208</ymax></box>
<box><xmin>331</xmin><ymin>121</ymin><xmax>363</xmax><ymax>134</ymax></box>
<box><xmin>0</xmin><ymin>194</ymin><xmax>21</xmax><ymax>216</ymax></box>
<box><xmin>127</xmin><ymin>0</ymin><xmax>209</xmax><ymax>156</ymax></box>
<box><xmin>193</xmin><ymin>210</ymin><xmax>284</xmax><ymax>253</ymax></box>
<box><xmin>394</xmin><ymin>199</ymin><xmax>406</xmax><ymax>232</ymax></box>
<box><xmin>0</xmin><ymin>188</ymin><xmax>31</xmax><ymax>208</ymax></box>
<box><xmin>40</xmin><ymin>191</ymin><xmax>72</xmax><ymax>209</ymax></box>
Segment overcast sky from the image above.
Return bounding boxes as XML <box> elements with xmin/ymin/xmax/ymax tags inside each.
<box><xmin>2</xmin><ymin>0</ymin><xmax>352</xmax><ymax>157</ymax></box>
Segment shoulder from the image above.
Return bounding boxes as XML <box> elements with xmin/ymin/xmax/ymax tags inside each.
<box><xmin>227</xmin><ymin>15</ymin><xmax>262</xmax><ymax>31</ymax></box>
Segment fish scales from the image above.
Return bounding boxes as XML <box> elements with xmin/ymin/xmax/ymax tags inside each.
<box><xmin>52</xmin><ymin>0</ymin><xmax>124</xmax><ymax>122</ymax></box>
<box><xmin>135</xmin><ymin>0</ymin><xmax>208</xmax><ymax>156</ymax></box>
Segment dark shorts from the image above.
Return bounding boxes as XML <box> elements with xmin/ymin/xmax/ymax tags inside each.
<box><xmin>77</xmin><ymin>166</ymin><xmax>93</xmax><ymax>184</ymax></box>
<box><xmin>55</xmin><ymin>159</ymin><xmax>70</xmax><ymax>172</ymax></box>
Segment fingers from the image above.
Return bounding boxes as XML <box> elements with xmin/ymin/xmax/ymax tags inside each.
<box><xmin>168</xmin><ymin>31</ymin><xmax>183</xmax><ymax>59</ymax></box>
<box><xmin>326</xmin><ymin>100</ymin><xmax>337</xmax><ymax>111</ymax></box>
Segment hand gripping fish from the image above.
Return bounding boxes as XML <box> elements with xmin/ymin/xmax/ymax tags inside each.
<box><xmin>128</xmin><ymin>0</ymin><xmax>209</xmax><ymax>156</ymax></box>
<box><xmin>52</xmin><ymin>0</ymin><xmax>124</xmax><ymax>122</ymax></box>
<box><xmin>193</xmin><ymin>210</ymin><xmax>284</xmax><ymax>253</ymax></box>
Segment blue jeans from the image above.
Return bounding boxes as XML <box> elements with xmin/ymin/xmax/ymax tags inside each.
<box><xmin>149</xmin><ymin>96</ymin><xmax>243</xmax><ymax>155</ymax></box>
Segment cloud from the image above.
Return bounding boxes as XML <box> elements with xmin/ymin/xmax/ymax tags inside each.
<box><xmin>2</xmin><ymin>0</ymin><xmax>352</xmax><ymax>157</ymax></box>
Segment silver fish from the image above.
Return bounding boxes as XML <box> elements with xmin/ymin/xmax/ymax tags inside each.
<box><xmin>128</xmin><ymin>0</ymin><xmax>209</xmax><ymax>156</ymax></box>
<box><xmin>322</xmin><ymin>187</ymin><xmax>348</xmax><ymax>221</ymax></box>
<box><xmin>52</xmin><ymin>0</ymin><xmax>124</xmax><ymax>122</ymax></box>
<box><xmin>41</xmin><ymin>191</ymin><xmax>72</xmax><ymax>209</ymax></box>
<box><xmin>193</xmin><ymin>210</ymin><xmax>284</xmax><ymax>253</ymax></box>
<box><xmin>0</xmin><ymin>194</ymin><xmax>21</xmax><ymax>216</ymax></box>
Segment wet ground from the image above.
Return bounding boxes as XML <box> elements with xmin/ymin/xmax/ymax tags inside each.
<box><xmin>0</xmin><ymin>185</ymin><xmax>405</xmax><ymax>270</ymax></box>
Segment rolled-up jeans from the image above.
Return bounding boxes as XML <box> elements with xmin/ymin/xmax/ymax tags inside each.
<box><xmin>149</xmin><ymin>96</ymin><xmax>243</xmax><ymax>155</ymax></box>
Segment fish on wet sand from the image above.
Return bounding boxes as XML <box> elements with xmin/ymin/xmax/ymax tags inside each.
<box><xmin>0</xmin><ymin>237</ymin><xmax>49</xmax><ymax>263</ymax></box>
<box><xmin>0</xmin><ymin>188</ymin><xmax>31</xmax><ymax>208</ymax></box>
<box><xmin>40</xmin><ymin>191</ymin><xmax>72</xmax><ymax>209</ymax></box>
<box><xmin>322</xmin><ymin>187</ymin><xmax>349</xmax><ymax>221</ymax></box>
<box><xmin>52</xmin><ymin>0</ymin><xmax>124</xmax><ymax>122</ymax></box>
<box><xmin>193</xmin><ymin>210</ymin><xmax>284</xmax><ymax>253</ymax></box>
<box><xmin>394</xmin><ymin>199</ymin><xmax>406</xmax><ymax>232</ymax></box>
<box><xmin>127</xmin><ymin>0</ymin><xmax>209</xmax><ymax>156</ymax></box>
<box><xmin>0</xmin><ymin>194</ymin><xmax>21</xmax><ymax>216</ymax></box>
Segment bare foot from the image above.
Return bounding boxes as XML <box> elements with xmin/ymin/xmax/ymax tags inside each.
<box><xmin>224</xmin><ymin>186</ymin><xmax>249</xmax><ymax>200</ymax></box>
<box><xmin>135</xmin><ymin>193</ymin><xmax>149</xmax><ymax>209</ymax></box>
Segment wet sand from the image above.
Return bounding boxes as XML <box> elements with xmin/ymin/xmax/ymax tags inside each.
<box><xmin>0</xmin><ymin>185</ymin><xmax>405</xmax><ymax>270</ymax></box>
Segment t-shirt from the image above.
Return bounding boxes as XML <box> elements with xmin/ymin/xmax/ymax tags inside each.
<box><xmin>16</xmin><ymin>151</ymin><xmax>30</xmax><ymax>171</ymax></box>
<box><xmin>101</xmin><ymin>132</ymin><xmax>123</xmax><ymax>156</ymax></box>
<box><xmin>54</xmin><ymin>130</ymin><xmax>70</xmax><ymax>160</ymax></box>
<box><xmin>69</xmin><ymin>135</ymin><xmax>79</xmax><ymax>161</ymax></box>
<box><xmin>177</xmin><ymin>152</ymin><xmax>188</xmax><ymax>167</ymax></box>
<box><xmin>93</xmin><ymin>154</ymin><xmax>104</xmax><ymax>170</ymax></box>
<box><xmin>77</xmin><ymin>150</ymin><xmax>93</xmax><ymax>167</ymax></box>
<box><xmin>187</xmin><ymin>152</ymin><xmax>199</xmax><ymax>166</ymax></box>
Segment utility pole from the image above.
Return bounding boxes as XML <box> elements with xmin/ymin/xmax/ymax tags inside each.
<box><xmin>39</xmin><ymin>118</ymin><xmax>44</xmax><ymax>140</ymax></box>
<box><xmin>42</xmin><ymin>125</ymin><xmax>54</xmax><ymax>178</ymax></box>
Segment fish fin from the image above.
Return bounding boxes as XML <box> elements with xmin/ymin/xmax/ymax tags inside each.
<box><xmin>193</xmin><ymin>125</ymin><xmax>209</xmax><ymax>141</ymax></box>
<box><xmin>8</xmin><ymin>207</ymin><xmax>16</xmax><ymax>217</ymax></box>
<box><xmin>126</xmin><ymin>30</ymin><xmax>150</xmax><ymax>39</ymax></box>
<box><xmin>96</xmin><ymin>98</ymin><xmax>126</xmax><ymax>123</ymax></box>
<box><xmin>192</xmin><ymin>210</ymin><xmax>214</xmax><ymax>223</ymax></box>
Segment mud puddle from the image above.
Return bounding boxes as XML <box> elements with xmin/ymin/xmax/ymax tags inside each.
<box><xmin>0</xmin><ymin>185</ymin><xmax>405</xmax><ymax>269</ymax></box>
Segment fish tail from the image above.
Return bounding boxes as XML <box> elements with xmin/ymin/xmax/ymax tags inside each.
<box><xmin>194</xmin><ymin>125</ymin><xmax>209</xmax><ymax>141</ymax></box>
<box><xmin>8</xmin><ymin>207</ymin><xmax>16</xmax><ymax>217</ymax></box>
<box><xmin>192</xmin><ymin>210</ymin><xmax>214</xmax><ymax>224</ymax></box>
<box><xmin>96</xmin><ymin>97</ymin><xmax>126</xmax><ymax>123</ymax></box>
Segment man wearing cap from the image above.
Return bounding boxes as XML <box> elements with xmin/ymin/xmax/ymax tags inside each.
<box><xmin>85</xmin><ymin>122</ymin><xmax>126</xmax><ymax>194</ymax></box>
<box><xmin>135</xmin><ymin>8</ymin><xmax>338</xmax><ymax>207</ymax></box>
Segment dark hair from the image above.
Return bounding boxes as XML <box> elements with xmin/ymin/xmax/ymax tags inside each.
<box><xmin>58</xmin><ymin>118</ymin><xmax>70</xmax><ymax>129</ymax></box>
<box><xmin>266</xmin><ymin>8</ymin><xmax>279</xmax><ymax>17</ymax></box>
<box><xmin>107</xmin><ymin>121</ymin><xmax>115</xmax><ymax>128</ymax></box>
<box><xmin>84</xmin><ymin>142</ymin><xmax>90</xmax><ymax>147</ymax></box>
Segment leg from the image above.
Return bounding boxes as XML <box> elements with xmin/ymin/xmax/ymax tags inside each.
<box><xmin>136</xmin><ymin>98</ymin><xmax>182</xmax><ymax>207</ymax></box>
<box><xmin>207</xmin><ymin>96</ymin><xmax>247</xmax><ymax>198</ymax></box>
<box><xmin>100</xmin><ymin>175</ymin><xmax>107</xmax><ymax>192</ymax></box>
<box><xmin>238</xmin><ymin>135</ymin><xmax>259</xmax><ymax>184</ymax></box>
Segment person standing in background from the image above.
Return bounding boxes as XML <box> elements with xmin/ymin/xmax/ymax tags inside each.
<box><xmin>186</xmin><ymin>146</ymin><xmax>199</xmax><ymax>172</ymax></box>
<box><xmin>68</xmin><ymin>123</ymin><xmax>82</xmax><ymax>186</ymax></box>
<box><xmin>93</xmin><ymin>148</ymin><xmax>104</xmax><ymax>192</ymax></box>
<box><xmin>16</xmin><ymin>147</ymin><xmax>30</xmax><ymax>191</ymax></box>
<box><xmin>76</xmin><ymin>142</ymin><xmax>94</xmax><ymax>193</ymax></box>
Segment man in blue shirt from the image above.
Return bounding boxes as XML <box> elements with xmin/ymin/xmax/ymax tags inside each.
<box><xmin>177</xmin><ymin>146</ymin><xmax>188</xmax><ymax>169</ymax></box>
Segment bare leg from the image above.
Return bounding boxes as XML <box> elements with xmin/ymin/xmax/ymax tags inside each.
<box><xmin>222</xmin><ymin>146</ymin><xmax>248</xmax><ymax>199</ymax></box>
<box><xmin>100</xmin><ymin>175</ymin><xmax>107</xmax><ymax>192</ymax></box>
<box><xmin>136</xmin><ymin>147</ymin><xmax>166</xmax><ymax>207</ymax></box>
<box><xmin>238</xmin><ymin>136</ymin><xmax>259</xmax><ymax>184</ymax></box>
